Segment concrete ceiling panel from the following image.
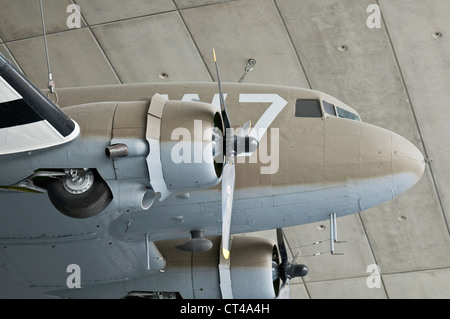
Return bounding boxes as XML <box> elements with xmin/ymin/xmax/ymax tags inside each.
<box><xmin>306</xmin><ymin>276</ymin><xmax>387</xmax><ymax>299</ymax></box>
<box><xmin>383</xmin><ymin>268</ymin><xmax>450</xmax><ymax>298</ymax></box>
<box><xmin>91</xmin><ymin>13</ymin><xmax>211</xmax><ymax>83</ymax></box>
<box><xmin>174</xmin><ymin>0</ymin><xmax>235</xmax><ymax>9</ymax></box>
<box><xmin>7</xmin><ymin>28</ymin><xmax>120</xmax><ymax>89</ymax></box>
<box><xmin>0</xmin><ymin>0</ymin><xmax>85</xmax><ymax>42</ymax></box>
<box><xmin>289</xmin><ymin>283</ymin><xmax>310</xmax><ymax>299</ymax></box>
<box><xmin>0</xmin><ymin>44</ymin><xmax>21</xmax><ymax>70</ymax></box>
<box><xmin>181</xmin><ymin>0</ymin><xmax>310</xmax><ymax>87</ymax></box>
<box><xmin>75</xmin><ymin>0</ymin><xmax>176</xmax><ymax>25</ymax></box>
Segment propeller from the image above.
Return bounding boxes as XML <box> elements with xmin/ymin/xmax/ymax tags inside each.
<box><xmin>276</xmin><ymin>228</ymin><xmax>309</xmax><ymax>298</ymax></box>
<box><xmin>214</xmin><ymin>48</ymin><xmax>235</xmax><ymax>260</ymax></box>
<box><xmin>213</xmin><ymin>49</ymin><xmax>258</xmax><ymax>260</ymax></box>
<box><xmin>175</xmin><ymin>51</ymin><xmax>258</xmax><ymax>257</ymax></box>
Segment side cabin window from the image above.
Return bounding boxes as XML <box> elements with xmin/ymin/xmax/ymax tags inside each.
<box><xmin>336</xmin><ymin>106</ymin><xmax>361</xmax><ymax>121</ymax></box>
<box><xmin>295</xmin><ymin>99</ymin><xmax>322</xmax><ymax>118</ymax></box>
<box><xmin>322</xmin><ymin>100</ymin><xmax>361</xmax><ymax>122</ymax></box>
<box><xmin>323</xmin><ymin>100</ymin><xmax>337</xmax><ymax>116</ymax></box>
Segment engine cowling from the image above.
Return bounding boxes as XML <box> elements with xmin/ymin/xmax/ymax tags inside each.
<box><xmin>126</xmin><ymin>235</ymin><xmax>282</xmax><ymax>299</ymax></box>
<box><xmin>155</xmin><ymin>95</ymin><xmax>223</xmax><ymax>193</ymax></box>
<box><xmin>225</xmin><ymin>235</ymin><xmax>279</xmax><ymax>299</ymax></box>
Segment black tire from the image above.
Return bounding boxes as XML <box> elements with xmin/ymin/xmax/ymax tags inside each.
<box><xmin>47</xmin><ymin>170</ymin><xmax>113</xmax><ymax>219</ymax></box>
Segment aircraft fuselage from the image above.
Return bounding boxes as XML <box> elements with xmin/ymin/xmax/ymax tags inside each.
<box><xmin>0</xmin><ymin>82</ymin><xmax>425</xmax><ymax>242</ymax></box>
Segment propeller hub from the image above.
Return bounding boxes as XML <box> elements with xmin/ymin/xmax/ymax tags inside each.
<box><xmin>278</xmin><ymin>262</ymin><xmax>309</xmax><ymax>281</ymax></box>
<box><xmin>234</xmin><ymin>136</ymin><xmax>259</xmax><ymax>155</ymax></box>
<box><xmin>292</xmin><ymin>264</ymin><xmax>309</xmax><ymax>278</ymax></box>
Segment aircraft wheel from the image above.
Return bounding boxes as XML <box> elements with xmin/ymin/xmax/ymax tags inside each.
<box><xmin>47</xmin><ymin>169</ymin><xmax>113</xmax><ymax>219</ymax></box>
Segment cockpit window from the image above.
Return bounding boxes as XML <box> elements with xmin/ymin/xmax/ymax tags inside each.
<box><xmin>336</xmin><ymin>106</ymin><xmax>360</xmax><ymax>121</ymax></box>
<box><xmin>323</xmin><ymin>101</ymin><xmax>336</xmax><ymax>116</ymax></box>
<box><xmin>295</xmin><ymin>99</ymin><xmax>322</xmax><ymax>118</ymax></box>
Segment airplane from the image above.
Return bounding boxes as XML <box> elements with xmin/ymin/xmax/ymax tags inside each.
<box><xmin>0</xmin><ymin>50</ymin><xmax>425</xmax><ymax>299</ymax></box>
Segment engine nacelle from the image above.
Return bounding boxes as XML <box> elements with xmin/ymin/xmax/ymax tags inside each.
<box><xmin>225</xmin><ymin>235</ymin><xmax>279</xmax><ymax>299</ymax></box>
<box><xmin>157</xmin><ymin>96</ymin><xmax>223</xmax><ymax>193</ymax></box>
<box><xmin>131</xmin><ymin>235</ymin><xmax>281</xmax><ymax>299</ymax></box>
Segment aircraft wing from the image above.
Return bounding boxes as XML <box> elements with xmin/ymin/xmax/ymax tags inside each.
<box><xmin>0</xmin><ymin>54</ymin><xmax>79</xmax><ymax>156</ymax></box>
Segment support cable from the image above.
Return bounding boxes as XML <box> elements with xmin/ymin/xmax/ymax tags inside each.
<box><xmin>39</xmin><ymin>0</ymin><xmax>58</xmax><ymax>104</ymax></box>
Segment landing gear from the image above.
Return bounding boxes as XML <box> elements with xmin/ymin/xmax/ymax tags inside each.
<box><xmin>47</xmin><ymin>169</ymin><xmax>113</xmax><ymax>219</ymax></box>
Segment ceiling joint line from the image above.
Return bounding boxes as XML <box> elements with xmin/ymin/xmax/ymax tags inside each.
<box><xmin>1</xmin><ymin>44</ymin><xmax>25</xmax><ymax>75</ymax></box>
<box><xmin>175</xmin><ymin>6</ymin><xmax>214</xmax><ymax>82</ymax></box>
<box><xmin>357</xmin><ymin>212</ymin><xmax>390</xmax><ymax>298</ymax></box>
<box><xmin>273</xmin><ymin>0</ymin><xmax>312</xmax><ymax>89</ymax></box>
<box><xmin>72</xmin><ymin>0</ymin><xmax>123</xmax><ymax>85</ymax></box>
<box><xmin>86</xmin><ymin>27</ymin><xmax>123</xmax><ymax>85</ymax></box>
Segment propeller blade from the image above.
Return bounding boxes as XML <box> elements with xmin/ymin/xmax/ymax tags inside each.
<box><xmin>277</xmin><ymin>279</ymin><xmax>291</xmax><ymax>299</ymax></box>
<box><xmin>237</xmin><ymin>120</ymin><xmax>251</xmax><ymax>137</ymax></box>
<box><xmin>221</xmin><ymin>161</ymin><xmax>235</xmax><ymax>259</ymax></box>
<box><xmin>213</xmin><ymin>48</ymin><xmax>231</xmax><ymax>130</ymax></box>
<box><xmin>276</xmin><ymin>228</ymin><xmax>288</xmax><ymax>263</ymax></box>
<box><xmin>275</xmin><ymin>228</ymin><xmax>309</xmax><ymax>299</ymax></box>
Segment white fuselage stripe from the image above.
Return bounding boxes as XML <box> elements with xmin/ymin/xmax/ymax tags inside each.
<box><xmin>0</xmin><ymin>120</ymin><xmax>80</xmax><ymax>155</ymax></box>
<box><xmin>0</xmin><ymin>75</ymin><xmax>22</xmax><ymax>103</ymax></box>
<box><xmin>240</xmin><ymin>94</ymin><xmax>288</xmax><ymax>140</ymax></box>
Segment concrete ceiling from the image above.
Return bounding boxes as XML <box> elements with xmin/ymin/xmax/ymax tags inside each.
<box><xmin>1</xmin><ymin>0</ymin><xmax>450</xmax><ymax>298</ymax></box>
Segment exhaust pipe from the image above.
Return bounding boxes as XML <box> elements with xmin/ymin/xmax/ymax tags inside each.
<box><xmin>118</xmin><ymin>182</ymin><xmax>155</xmax><ymax>212</ymax></box>
<box><xmin>106</xmin><ymin>140</ymin><xmax>149</xmax><ymax>158</ymax></box>
<box><xmin>106</xmin><ymin>144</ymin><xmax>129</xmax><ymax>158</ymax></box>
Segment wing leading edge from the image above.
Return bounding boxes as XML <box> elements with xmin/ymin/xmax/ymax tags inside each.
<box><xmin>0</xmin><ymin>54</ymin><xmax>79</xmax><ymax>155</ymax></box>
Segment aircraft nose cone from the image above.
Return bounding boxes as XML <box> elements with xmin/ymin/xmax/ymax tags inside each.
<box><xmin>391</xmin><ymin>133</ymin><xmax>425</xmax><ymax>196</ymax></box>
